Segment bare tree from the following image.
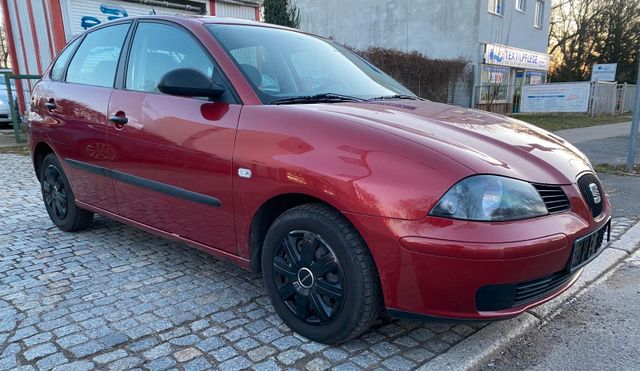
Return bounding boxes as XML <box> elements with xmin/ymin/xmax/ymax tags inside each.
<box><xmin>0</xmin><ymin>25</ymin><xmax>9</xmax><ymax>69</ymax></box>
<box><xmin>549</xmin><ymin>0</ymin><xmax>639</xmax><ymax>83</ymax></box>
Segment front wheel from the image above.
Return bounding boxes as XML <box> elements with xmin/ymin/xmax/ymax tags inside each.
<box><xmin>262</xmin><ymin>203</ymin><xmax>382</xmax><ymax>344</ymax></box>
<box><xmin>40</xmin><ymin>153</ymin><xmax>94</xmax><ymax>232</ymax></box>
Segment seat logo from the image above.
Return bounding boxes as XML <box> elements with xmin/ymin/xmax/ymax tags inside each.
<box><xmin>589</xmin><ymin>183</ymin><xmax>601</xmax><ymax>204</ymax></box>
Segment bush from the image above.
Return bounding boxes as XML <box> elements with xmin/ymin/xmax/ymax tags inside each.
<box><xmin>354</xmin><ymin>47</ymin><xmax>468</xmax><ymax>102</ymax></box>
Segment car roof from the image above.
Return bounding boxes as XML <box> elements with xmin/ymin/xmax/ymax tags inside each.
<box><xmin>129</xmin><ymin>14</ymin><xmax>297</xmax><ymax>32</ymax></box>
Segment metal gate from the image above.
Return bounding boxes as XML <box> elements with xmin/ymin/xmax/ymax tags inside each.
<box><xmin>589</xmin><ymin>81</ymin><xmax>618</xmax><ymax>116</ymax></box>
<box><xmin>0</xmin><ymin>72</ymin><xmax>42</xmax><ymax>144</ymax></box>
<box><xmin>617</xmin><ymin>83</ymin><xmax>637</xmax><ymax>114</ymax></box>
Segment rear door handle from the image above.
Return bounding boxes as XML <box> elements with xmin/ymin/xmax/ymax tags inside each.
<box><xmin>109</xmin><ymin>115</ymin><xmax>128</xmax><ymax>125</ymax></box>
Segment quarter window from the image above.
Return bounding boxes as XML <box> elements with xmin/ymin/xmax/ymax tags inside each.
<box><xmin>66</xmin><ymin>24</ymin><xmax>130</xmax><ymax>87</ymax></box>
<box><xmin>126</xmin><ymin>22</ymin><xmax>215</xmax><ymax>93</ymax></box>
<box><xmin>50</xmin><ymin>37</ymin><xmax>82</xmax><ymax>81</ymax></box>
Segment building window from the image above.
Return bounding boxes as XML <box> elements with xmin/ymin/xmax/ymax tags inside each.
<box><xmin>516</xmin><ymin>0</ymin><xmax>526</xmax><ymax>12</ymax></box>
<box><xmin>534</xmin><ymin>0</ymin><xmax>544</xmax><ymax>28</ymax></box>
<box><xmin>489</xmin><ymin>0</ymin><xmax>505</xmax><ymax>16</ymax></box>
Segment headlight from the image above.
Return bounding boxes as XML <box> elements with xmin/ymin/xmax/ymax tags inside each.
<box><xmin>430</xmin><ymin>175</ymin><xmax>548</xmax><ymax>221</ymax></box>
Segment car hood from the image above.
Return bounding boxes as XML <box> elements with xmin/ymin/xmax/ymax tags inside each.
<box><xmin>295</xmin><ymin>100</ymin><xmax>592</xmax><ymax>184</ymax></box>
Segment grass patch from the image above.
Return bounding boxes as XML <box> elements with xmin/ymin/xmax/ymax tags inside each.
<box><xmin>594</xmin><ymin>163</ymin><xmax>640</xmax><ymax>176</ymax></box>
<box><xmin>513</xmin><ymin>114</ymin><xmax>632</xmax><ymax>132</ymax></box>
<box><xmin>0</xmin><ymin>145</ymin><xmax>29</xmax><ymax>155</ymax></box>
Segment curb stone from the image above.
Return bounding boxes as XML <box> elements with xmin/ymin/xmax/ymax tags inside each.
<box><xmin>610</xmin><ymin>221</ymin><xmax>640</xmax><ymax>253</ymax></box>
<box><xmin>417</xmin><ymin>220</ymin><xmax>640</xmax><ymax>371</ymax></box>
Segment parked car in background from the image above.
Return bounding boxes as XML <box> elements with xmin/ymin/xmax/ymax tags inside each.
<box><xmin>0</xmin><ymin>69</ymin><xmax>15</xmax><ymax>127</ymax></box>
<box><xmin>28</xmin><ymin>16</ymin><xmax>611</xmax><ymax>344</ymax></box>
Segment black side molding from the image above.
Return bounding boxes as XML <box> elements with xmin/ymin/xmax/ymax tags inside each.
<box><xmin>65</xmin><ymin>158</ymin><xmax>222</xmax><ymax>208</ymax></box>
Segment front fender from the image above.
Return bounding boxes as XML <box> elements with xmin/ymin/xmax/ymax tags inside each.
<box><xmin>232</xmin><ymin>105</ymin><xmax>474</xmax><ymax>256</ymax></box>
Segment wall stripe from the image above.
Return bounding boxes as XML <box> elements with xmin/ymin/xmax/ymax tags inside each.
<box><xmin>7</xmin><ymin>0</ymin><xmax>28</xmax><ymax>112</ymax></box>
<box><xmin>25</xmin><ymin>1</ymin><xmax>44</xmax><ymax>72</ymax></box>
<box><xmin>40</xmin><ymin>0</ymin><xmax>56</xmax><ymax>60</ymax></box>
<box><xmin>47</xmin><ymin>0</ymin><xmax>67</xmax><ymax>53</ymax></box>
<box><xmin>0</xmin><ymin>0</ymin><xmax>20</xmax><ymax>74</ymax></box>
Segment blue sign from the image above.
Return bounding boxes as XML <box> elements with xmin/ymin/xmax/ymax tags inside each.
<box><xmin>80</xmin><ymin>4</ymin><xmax>128</xmax><ymax>30</ymax></box>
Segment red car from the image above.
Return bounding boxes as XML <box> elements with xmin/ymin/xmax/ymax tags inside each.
<box><xmin>29</xmin><ymin>16</ymin><xmax>611</xmax><ymax>344</ymax></box>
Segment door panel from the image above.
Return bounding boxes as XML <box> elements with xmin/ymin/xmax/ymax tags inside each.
<box><xmin>106</xmin><ymin>91</ymin><xmax>240</xmax><ymax>252</ymax></box>
<box><xmin>36</xmin><ymin>81</ymin><xmax>116</xmax><ymax>211</ymax></box>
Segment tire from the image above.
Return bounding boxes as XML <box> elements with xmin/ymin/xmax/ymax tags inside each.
<box><xmin>40</xmin><ymin>153</ymin><xmax>94</xmax><ymax>232</ymax></box>
<box><xmin>262</xmin><ymin>203</ymin><xmax>382</xmax><ymax>344</ymax></box>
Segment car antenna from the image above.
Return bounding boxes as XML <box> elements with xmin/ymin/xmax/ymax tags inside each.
<box><xmin>150</xmin><ymin>7</ymin><xmax>157</xmax><ymax>15</ymax></box>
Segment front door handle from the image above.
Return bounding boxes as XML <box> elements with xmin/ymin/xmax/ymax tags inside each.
<box><xmin>109</xmin><ymin>115</ymin><xmax>128</xmax><ymax>125</ymax></box>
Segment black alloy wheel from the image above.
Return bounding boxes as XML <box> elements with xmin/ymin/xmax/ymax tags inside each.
<box><xmin>262</xmin><ymin>203</ymin><xmax>382</xmax><ymax>344</ymax></box>
<box><xmin>273</xmin><ymin>230</ymin><xmax>345</xmax><ymax>324</ymax></box>
<box><xmin>40</xmin><ymin>153</ymin><xmax>94</xmax><ymax>232</ymax></box>
<box><xmin>43</xmin><ymin>164</ymin><xmax>69</xmax><ymax>220</ymax></box>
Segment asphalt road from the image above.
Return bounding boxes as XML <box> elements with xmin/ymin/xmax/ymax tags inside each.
<box><xmin>480</xmin><ymin>254</ymin><xmax>640</xmax><ymax>371</ymax></box>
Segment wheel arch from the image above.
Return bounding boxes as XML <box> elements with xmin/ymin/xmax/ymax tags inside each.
<box><xmin>248</xmin><ymin>192</ymin><xmax>357</xmax><ymax>273</ymax></box>
<box><xmin>33</xmin><ymin>141</ymin><xmax>55</xmax><ymax>181</ymax></box>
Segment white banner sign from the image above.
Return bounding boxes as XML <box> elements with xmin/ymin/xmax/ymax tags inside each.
<box><xmin>484</xmin><ymin>43</ymin><xmax>550</xmax><ymax>71</ymax></box>
<box><xmin>591</xmin><ymin>63</ymin><xmax>617</xmax><ymax>81</ymax></box>
<box><xmin>520</xmin><ymin>83</ymin><xmax>591</xmax><ymax>113</ymax></box>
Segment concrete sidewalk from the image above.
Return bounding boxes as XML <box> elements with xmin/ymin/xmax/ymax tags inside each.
<box><xmin>480</xmin><ymin>248</ymin><xmax>640</xmax><ymax>370</ymax></box>
<box><xmin>0</xmin><ymin>129</ymin><xmax>18</xmax><ymax>148</ymax></box>
<box><xmin>553</xmin><ymin>121</ymin><xmax>640</xmax><ymax>165</ymax></box>
<box><xmin>553</xmin><ymin>121</ymin><xmax>633</xmax><ymax>144</ymax></box>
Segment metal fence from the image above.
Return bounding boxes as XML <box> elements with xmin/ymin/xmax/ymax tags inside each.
<box><xmin>616</xmin><ymin>83</ymin><xmax>637</xmax><ymax>114</ymax></box>
<box><xmin>472</xmin><ymin>80</ymin><xmax>637</xmax><ymax>116</ymax></box>
<box><xmin>0</xmin><ymin>72</ymin><xmax>41</xmax><ymax>144</ymax></box>
<box><xmin>590</xmin><ymin>81</ymin><xmax>618</xmax><ymax>116</ymax></box>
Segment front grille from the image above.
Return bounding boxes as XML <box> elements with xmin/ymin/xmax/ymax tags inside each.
<box><xmin>533</xmin><ymin>184</ymin><xmax>571</xmax><ymax>213</ymax></box>
<box><xmin>476</xmin><ymin>271</ymin><xmax>578</xmax><ymax>311</ymax></box>
<box><xmin>577</xmin><ymin>173</ymin><xmax>603</xmax><ymax>217</ymax></box>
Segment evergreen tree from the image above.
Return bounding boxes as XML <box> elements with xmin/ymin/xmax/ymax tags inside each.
<box><xmin>263</xmin><ymin>0</ymin><xmax>300</xmax><ymax>28</ymax></box>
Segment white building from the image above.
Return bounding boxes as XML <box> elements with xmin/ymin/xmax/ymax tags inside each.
<box><xmin>295</xmin><ymin>0</ymin><xmax>552</xmax><ymax>112</ymax></box>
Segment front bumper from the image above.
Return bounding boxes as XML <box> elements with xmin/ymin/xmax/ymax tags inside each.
<box><xmin>345</xmin><ymin>183</ymin><xmax>611</xmax><ymax>320</ymax></box>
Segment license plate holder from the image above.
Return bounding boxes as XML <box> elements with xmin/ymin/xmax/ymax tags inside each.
<box><xmin>567</xmin><ymin>219</ymin><xmax>611</xmax><ymax>272</ymax></box>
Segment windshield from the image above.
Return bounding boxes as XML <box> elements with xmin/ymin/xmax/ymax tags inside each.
<box><xmin>206</xmin><ymin>24</ymin><xmax>415</xmax><ymax>104</ymax></box>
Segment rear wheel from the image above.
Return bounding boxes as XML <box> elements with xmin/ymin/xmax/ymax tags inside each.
<box><xmin>40</xmin><ymin>153</ymin><xmax>93</xmax><ymax>232</ymax></box>
<box><xmin>262</xmin><ymin>203</ymin><xmax>382</xmax><ymax>344</ymax></box>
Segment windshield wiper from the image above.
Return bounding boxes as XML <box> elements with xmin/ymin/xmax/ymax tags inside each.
<box><xmin>367</xmin><ymin>94</ymin><xmax>424</xmax><ymax>101</ymax></box>
<box><xmin>270</xmin><ymin>93</ymin><xmax>365</xmax><ymax>105</ymax></box>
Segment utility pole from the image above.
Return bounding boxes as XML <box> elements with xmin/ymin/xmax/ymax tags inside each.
<box><xmin>627</xmin><ymin>54</ymin><xmax>640</xmax><ymax>173</ymax></box>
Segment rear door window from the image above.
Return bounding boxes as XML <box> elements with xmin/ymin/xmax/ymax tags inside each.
<box><xmin>66</xmin><ymin>23</ymin><xmax>130</xmax><ymax>88</ymax></box>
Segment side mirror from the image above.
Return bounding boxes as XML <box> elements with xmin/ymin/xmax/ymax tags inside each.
<box><xmin>157</xmin><ymin>68</ymin><xmax>225</xmax><ymax>99</ymax></box>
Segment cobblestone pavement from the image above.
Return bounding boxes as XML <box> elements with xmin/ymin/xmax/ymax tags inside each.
<box><xmin>0</xmin><ymin>154</ymin><xmax>636</xmax><ymax>371</ymax></box>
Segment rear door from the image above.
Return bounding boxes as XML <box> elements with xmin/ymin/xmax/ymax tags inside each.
<box><xmin>37</xmin><ymin>22</ymin><xmax>131</xmax><ymax>212</ymax></box>
<box><xmin>106</xmin><ymin>21</ymin><xmax>241</xmax><ymax>253</ymax></box>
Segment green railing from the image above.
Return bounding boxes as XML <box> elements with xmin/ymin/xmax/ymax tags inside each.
<box><xmin>1</xmin><ymin>72</ymin><xmax>42</xmax><ymax>144</ymax></box>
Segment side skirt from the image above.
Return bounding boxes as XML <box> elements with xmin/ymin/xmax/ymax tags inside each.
<box><xmin>75</xmin><ymin>200</ymin><xmax>251</xmax><ymax>270</ymax></box>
